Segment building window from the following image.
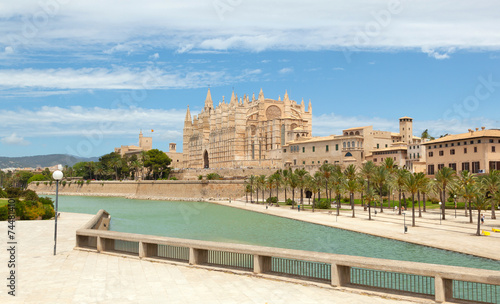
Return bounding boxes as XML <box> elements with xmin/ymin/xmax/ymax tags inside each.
<box><xmin>284</xmin><ymin>149</ymin><xmax>287</xmax><ymax>153</ymax></box>
<box><xmin>451</xmin><ymin>143</ymin><xmax>454</xmax><ymax>147</ymax></box>
<box><xmin>438</xmin><ymin>164</ymin><xmax>444</xmax><ymax>170</ymax></box>
<box><xmin>493</xmin><ymin>146</ymin><xmax>496</xmax><ymax>153</ymax></box>
<box><xmin>385</xmin><ymin>144</ymin><xmax>388</xmax><ymax>148</ymax></box>
<box><xmin>464</xmin><ymin>148</ymin><xmax>467</xmax><ymax>154</ymax></box>
<box><xmin>312</xmin><ymin>161</ymin><xmax>314</xmax><ymax>164</ymax></box>
<box><xmin>343</xmin><ymin>142</ymin><xmax>346</xmax><ymax>148</ymax></box>
<box><xmin>478</xmin><ymin>140</ymin><xmax>481</xmax><ymax>143</ymax></box>
<box><xmin>439</xmin><ymin>144</ymin><xmax>442</xmax><ymax>148</ymax></box>
<box><xmin>313</xmin><ymin>146</ymin><xmax>315</xmax><ymax>152</ymax></box>
<box><xmin>464</xmin><ymin>141</ymin><xmax>467</xmax><ymax>145</ymax></box>
<box><xmin>474</xmin><ymin>147</ymin><xmax>478</xmax><ymax>153</ymax></box>
<box><xmin>428</xmin><ymin>151</ymin><xmax>433</xmax><ymax>157</ymax></box>
<box><xmin>439</xmin><ymin>150</ymin><xmax>444</xmax><ymax>156</ymax></box>
<box><xmin>303</xmin><ymin>161</ymin><xmax>305</xmax><ymax>165</ymax></box>
<box><xmin>428</xmin><ymin>165</ymin><xmax>435</xmax><ymax>175</ymax></box>
<box><xmin>326</xmin><ymin>145</ymin><xmax>329</xmax><ymax>152</ymax></box>
<box><xmin>417</xmin><ymin>153</ymin><xmax>420</xmax><ymax>158</ymax></box>
<box><xmin>302</xmin><ymin>147</ymin><xmax>305</xmax><ymax>153</ymax></box>
<box><xmin>462</xmin><ymin>162</ymin><xmax>470</xmax><ymax>172</ymax></box>
<box><xmin>449</xmin><ymin>163</ymin><xmax>457</xmax><ymax>171</ymax></box>
<box><xmin>445</xmin><ymin>144</ymin><xmax>448</xmax><ymax>147</ymax></box>
<box><xmin>472</xmin><ymin>161</ymin><xmax>480</xmax><ymax>173</ymax></box>
<box><xmin>377</xmin><ymin>144</ymin><xmax>379</xmax><ymax>149</ymax></box>
<box><xmin>490</xmin><ymin>139</ymin><xmax>494</xmax><ymax>143</ymax></box>
<box><xmin>294</xmin><ymin>160</ymin><xmax>296</xmax><ymax>165</ymax></box>
<box><xmin>470</xmin><ymin>140</ymin><xmax>474</xmax><ymax>144</ymax></box>
<box><xmin>450</xmin><ymin>149</ymin><xmax>455</xmax><ymax>155</ymax></box>
<box><xmin>457</xmin><ymin>142</ymin><xmax>460</xmax><ymax>146</ymax></box>
<box><xmin>335</xmin><ymin>144</ymin><xmax>338</xmax><ymax>151</ymax></box>
<box><xmin>374</xmin><ymin>158</ymin><xmax>377</xmax><ymax>162</ymax></box>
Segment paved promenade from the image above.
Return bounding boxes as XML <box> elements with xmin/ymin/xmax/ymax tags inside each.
<box><xmin>0</xmin><ymin>212</ymin><xmax>415</xmax><ymax>304</ymax></box>
<box><xmin>214</xmin><ymin>198</ymin><xmax>500</xmax><ymax>261</ymax></box>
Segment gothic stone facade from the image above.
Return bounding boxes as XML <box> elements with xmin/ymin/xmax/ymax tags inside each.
<box><xmin>183</xmin><ymin>88</ymin><xmax>312</xmax><ymax>168</ymax></box>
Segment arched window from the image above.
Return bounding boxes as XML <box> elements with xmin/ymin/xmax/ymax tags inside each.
<box><xmin>347</xmin><ymin>142</ymin><xmax>350</xmax><ymax>148</ymax></box>
<box><xmin>349</xmin><ymin>131</ymin><xmax>354</xmax><ymax>136</ymax></box>
<box><xmin>345</xmin><ymin>152</ymin><xmax>353</xmax><ymax>157</ymax></box>
<box><xmin>343</xmin><ymin>142</ymin><xmax>346</xmax><ymax>148</ymax></box>
<box><xmin>355</xmin><ymin>131</ymin><xmax>360</xmax><ymax>135</ymax></box>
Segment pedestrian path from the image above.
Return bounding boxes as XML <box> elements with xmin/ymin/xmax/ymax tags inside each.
<box><xmin>0</xmin><ymin>212</ymin><xmax>416</xmax><ymax>303</ymax></box>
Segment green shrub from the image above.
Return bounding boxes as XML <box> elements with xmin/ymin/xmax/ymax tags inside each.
<box><xmin>206</xmin><ymin>173</ymin><xmax>223</xmax><ymax>180</ymax></box>
<box><xmin>0</xmin><ymin>205</ymin><xmax>8</xmax><ymax>221</ymax></box>
<box><xmin>170</xmin><ymin>177</ymin><xmax>178</xmax><ymax>180</ymax></box>
<box><xmin>266</xmin><ymin>197</ymin><xmax>278</xmax><ymax>204</ymax></box>
<box><xmin>62</xmin><ymin>181</ymin><xmax>67</xmax><ymax>186</ymax></box>
<box><xmin>27</xmin><ymin>174</ymin><xmax>49</xmax><ymax>184</ymax></box>
<box><xmin>5</xmin><ymin>187</ymin><xmax>23</xmax><ymax>198</ymax></box>
<box><xmin>49</xmin><ymin>180</ymin><xmax>53</xmax><ymax>185</ymax></box>
<box><xmin>86</xmin><ymin>180</ymin><xmax>91</xmax><ymax>184</ymax></box>
<box><xmin>0</xmin><ymin>189</ymin><xmax>7</xmax><ymax>198</ymax></box>
<box><xmin>39</xmin><ymin>197</ymin><xmax>54</xmax><ymax>208</ymax></box>
<box><xmin>198</xmin><ymin>175</ymin><xmax>203</xmax><ymax>180</ymax></box>
<box><xmin>36</xmin><ymin>182</ymin><xmax>40</xmax><ymax>186</ymax></box>
<box><xmin>42</xmin><ymin>205</ymin><xmax>55</xmax><ymax>220</ymax></box>
<box><xmin>285</xmin><ymin>198</ymin><xmax>295</xmax><ymax>205</ymax></box>
<box><xmin>22</xmin><ymin>190</ymin><xmax>39</xmax><ymax>202</ymax></box>
<box><xmin>314</xmin><ymin>198</ymin><xmax>332</xmax><ymax>209</ymax></box>
<box><xmin>44</xmin><ymin>182</ymin><xmax>48</xmax><ymax>185</ymax></box>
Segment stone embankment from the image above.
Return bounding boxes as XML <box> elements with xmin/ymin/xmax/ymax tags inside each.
<box><xmin>28</xmin><ymin>180</ymin><xmax>245</xmax><ymax>201</ymax></box>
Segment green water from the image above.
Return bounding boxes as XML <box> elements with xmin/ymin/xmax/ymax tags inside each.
<box><xmin>51</xmin><ymin>195</ymin><xmax>500</xmax><ymax>271</ymax></box>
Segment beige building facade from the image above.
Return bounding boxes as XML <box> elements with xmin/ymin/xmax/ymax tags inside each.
<box><xmin>114</xmin><ymin>131</ymin><xmax>152</xmax><ymax>157</ymax></box>
<box><xmin>423</xmin><ymin>127</ymin><xmax>500</xmax><ymax>175</ymax></box>
<box><xmin>282</xmin><ymin>117</ymin><xmax>423</xmax><ymax>171</ymax></box>
<box><xmin>183</xmin><ymin>88</ymin><xmax>312</xmax><ymax>169</ymax></box>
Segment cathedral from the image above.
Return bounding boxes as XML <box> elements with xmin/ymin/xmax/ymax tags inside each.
<box><xmin>183</xmin><ymin>88</ymin><xmax>312</xmax><ymax>168</ymax></box>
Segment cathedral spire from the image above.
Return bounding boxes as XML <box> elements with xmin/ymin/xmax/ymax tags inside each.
<box><xmin>308</xmin><ymin>99</ymin><xmax>312</xmax><ymax>112</ymax></box>
<box><xmin>284</xmin><ymin>90</ymin><xmax>289</xmax><ymax>102</ymax></box>
<box><xmin>204</xmin><ymin>88</ymin><xmax>213</xmax><ymax>109</ymax></box>
<box><xmin>185</xmin><ymin>105</ymin><xmax>192</xmax><ymax>122</ymax></box>
<box><xmin>258</xmin><ymin>88</ymin><xmax>264</xmax><ymax>102</ymax></box>
<box><xmin>300</xmin><ymin>98</ymin><xmax>305</xmax><ymax>111</ymax></box>
<box><xmin>252</xmin><ymin>92</ymin><xmax>256</xmax><ymax>102</ymax></box>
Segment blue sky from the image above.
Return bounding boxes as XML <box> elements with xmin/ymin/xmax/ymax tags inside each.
<box><xmin>1</xmin><ymin>0</ymin><xmax>499</xmax><ymax>158</ymax></box>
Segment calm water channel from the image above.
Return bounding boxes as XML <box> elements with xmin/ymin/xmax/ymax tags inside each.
<box><xmin>51</xmin><ymin>195</ymin><xmax>500</xmax><ymax>271</ymax></box>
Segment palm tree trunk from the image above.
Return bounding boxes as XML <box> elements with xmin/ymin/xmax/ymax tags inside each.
<box><xmin>351</xmin><ymin>192</ymin><xmax>355</xmax><ymax>218</ymax></box>
<box><xmin>368</xmin><ymin>201</ymin><xmax>372</xmax><ymax>220</ymax></box>
<box><xmin>312</xmin><ymin>193</ymin><xmax>316</xmax><ymax>213</ymax></box>
<box><xmin>292</xmin><ymin>189</ymin><xmax>295</xmax><ymax>209</ymax></box>
<box><xmin>398</xmin><ymin>190</ymin><xmax>402</xmax><ymax>215</ymax></box>
<box><xmin>442</xmin><ymin>189</ymin><xmax>446</xmax><ymax>220</ymax></box>
<box><xmin>256</xmin><ymin>188</ymin><xmax>259</xmax><ymax>204</ymax></box>
<box><xmin>412</xmin><ymin>193</ymin><xmax>416</xmax><ymax>227</ymax></box>
<box><xmin>476</xmin><ymin>209</ymin><xmax>482</xmax><ymax>236</ymax></box>
<box><xmin>362</xmin><ymin>191</ymin><xmax>366</xmax><ymax>211</ymax></box>
<box><xmin>336</xmin><ymin>194</ymin><xmax>340</xmax><ymax>216</ymax></box>
<box><xmin>469</xmin><ymin>199</ymin><xmax>473</xmax><ymax>223</ymax></box>
<box><xmin>423</xmin><ymin>193</ymin><xmax>427</xmax><ymax>212</ymax></box>
<box><xmin>380</xmin><ymin>189</ymin><xmax>384</xmax><ymax>213</ymax></box>
<box><xmin>403</xmin><ymin>193</ymin><xmax>407</xmax><ymax>210</ymax></box>
<box><xmin>418</xmin><ymin>191</ymin><xmax>422</xmax><ymax>217</ymax></box>
<box><xmin>491</xmin><ymin>203</ymin><xmax>497</xmax><ymax>220</ymax></box>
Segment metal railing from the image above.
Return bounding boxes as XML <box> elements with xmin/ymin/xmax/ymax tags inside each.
<box><xmin>76</xmin><ymin>210</ymin><xmax>500</xmax><ymax>304</ymax></box>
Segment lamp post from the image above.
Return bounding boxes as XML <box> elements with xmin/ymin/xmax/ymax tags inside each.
<box><xmin>438</xmin><ymin>202</ymin><xmax>442</xmax><ymax>225</ymax></box>
<box><xmin>52</xmin><ymin>169</ymin><xmax>63</xmax><ymax>255</ymax></box>
<box><xmin>454</xmin><ymin>195</ymin><xmax>457</xmax><ymax>218</ymax></box>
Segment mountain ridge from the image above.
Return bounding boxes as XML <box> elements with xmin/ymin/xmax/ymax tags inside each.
<box><xmin>0</xmin><ymin>154</ymin><xmax>99</xmax><ymax>169</ymax></box>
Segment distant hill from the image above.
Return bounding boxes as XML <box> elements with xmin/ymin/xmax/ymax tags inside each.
<box><xmin>0</xmin><ymin>154</ymin><xmax>99</xmax><ymax>169</ymax></box>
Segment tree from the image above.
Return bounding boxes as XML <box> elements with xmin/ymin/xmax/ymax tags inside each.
<box><xmin>288</xmin><ymin>172</ymin><xmax>299</xmax><ymax>209</ymax></box>
<box><xmin>420</xmin><ymin>129</ymin><xmax>435</xmax><ymax>140</ymax></box>
<box><xmin>319</xmin><ymin>163</ymin><xmax>333</xmax><ymax>203</ymax></box>
<box><xmin>373</xmin><ymin>166</ymin><xmax>389</xmax><ymax>213</ymax></box>
<box><xmin>435</xmin><ymin>167</ymin><xmax>455</xmax><ymax>220</ymax></box>
<box><xmin>248</xmin><ymin>175</ymin><xmax>256</xmax><ymax>203</ymax></box>
<box><xmin>458</xmin><ymin>170</ymin><xmax>476</xmax><ymax>223</ymax></box>
<box><xmin>472</xmin><ymin>191</ymin><xmax>489</xmax><ymax>236</ymax></box>
<box><xmin>404</xmin><ymin>173</ymin><xmax>421</xmax><ymax>227</ymax></box>
<box><xmin>481</xmin><ymin>170</ymin><xmax>499</xmax><ymax>219</ymax></box>
<box><xmin>18</xmin><ymin>171</ymin><xmax>34</xmax><ymax>189</ymax></box>
<box><xmin>360</xmin><ymin>161</ymin><xmax>376</xmax><ymax>210</ymax></box>
<box><xmin>295</xmin><ymin>168</ymin><xmax>308</xmax><ymax>206</ymax></box>
<box><xmin>143</xmin><ymin>149</ymin><xmax>172</xmax><ymax>180</ymax></box>
<box><xmin>415</xmin><ymin>173</ymin><xmax>427</xmax><ymax>217</ymax></box>
<box><xmin>364</xmin><ymin>187</ymin><xmax>378</xmax><ymax>220</ymax></box>
<box><xmin>256</xmin><ymin>175</ymin><xmax>266</xmax><ymax>203</ymax></box>
<box><xmin>395</xmin><ymin>168</ymin><xmax>408</xmax><ymax>214</ymax></box>
<box><xmin>27</xmin><ymin>174</ymin><xmax>49</xmax><ymax>184</ymax></box>
<box><xmin>344</xmin><ymin>164</ymin><xmax>358</xmax><ymax>216</ymax></box>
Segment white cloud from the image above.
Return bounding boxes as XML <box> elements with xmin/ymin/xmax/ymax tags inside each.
<box><xmin>333</xmin><ymin>67</ymin><xmax>344</xmax><ymax>71</ymax></box>
<box><xmin>149</xmin><ymin>53</ymin><xmax>160</xmax><ymax>60</ymax></box>
<box><xmin>279</xmin><ymin>67</ymin><xmax>293</xmax><ymax>74</ymax></box>
<box><xmin>1</xmin><ymin>1</ymin><xmax>499</xmax><ymax>54</ymax></box>
<box><xmin>1</xmin><ymin>133</ymin><xmax>30</xmax><ymax>146</ymax></box>
<box><xmin>0</xmin><ymin>67</ymin><xmax>227</xmax><ymax>92</ymax></box>
<box><xmin>422</xmin><ymin>47</ymin><xmax>455</xmax><ymax>60</ymax></box>
<box><xmin>4</xmin><ymin>46</ymin><xmax>14</xmax><ymax>54</ymax></box>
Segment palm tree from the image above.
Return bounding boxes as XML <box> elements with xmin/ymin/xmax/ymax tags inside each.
<box><xmin>404</xmin><ymin>173</ymin><xmax>420</xmax><ymax>227</ymax></box>
<box><xmin>288</xmin><ymin>173</ymin><xmax>299</xmax><ymax>209</ymax></box>
<box><xmin>307</xmin><ymin>175</ymin><xmax>320</xmax><ymax>212</ymax></box>
<box><xmin>282</xmin><ymin>169</ymin><xmax>291</xmax><ymax>202</ymax></box>
<box><xmin>295</xmin><ymin>168</ymin><xmax>308</xmax><ymax>206</ymax></box>
<box><xmin>319</xmin><ymin>164</ymin><xmax>333</xmax><ymax>203</ymax></box>
<box><xmin>257</xmin><ymin>175</ymin><xmax>267</xmax><ymax>203</ymax></box>
<box><xmin>110</xmin><ymin>158</ymin><xmax>122</xmax><ymax>180</ymax></box>
<box><xmin>481</xmin><ymin>170</ymin><xmax>499</xmax><ymax>219</ymax></box>
<box><xmin>331</xmin><ymin>168</ymin><xmax>345</xmax><ymax>216</ymax></box>
<box><xmin>273</xmin><ymin>170</ymin><xmax>283</xmax><ymax>202</ymax></box>
<box><xmin>395</xmin><ymin>168</ymin><xmax>408</xmax><ymax>214</ymax></box>
<box><xmin>266</xmin><ymin>175</ymin><xmax>274</xmax><ymax>201</ymax></box>
<box><xmin>415</xmin><ymin>173</ymin><xmax>427</xmax><ymax>218</ymax></box>
<box><xmin>346</xmin><ymin>178</ymin><xmax>358</xmax><ymax>217</ymax></box>
<box><xmin>383</xmin><ymin>157</ymin><xmax>396</xmax><ymax>208</ymax></box>
<box><xmin>472</xmin><ymin>191</ymin><xmax>489</xmax><ymax>236</ymax></box>
<box><xmin>373</xmin><ymin>166</ymin><xmax>389</xmax><ymax>213</ymax></box>
<box><xmin>435</xmin><ymin>167</ymin><xmax>456</xmax><ymax>220</ymax></box>
<box><xmin>86</xmin><ymin>161</ymin><xmax>94</xmax><ymax>180</ymax></box>
<box><xmin>129</xmin><ymin>160</ymin><xmax>141</xmax><ymax>180</ymax></box>
<box><xmin>248</xmin><ymin>175</ymin><xmax>256</xmax><ymax>203</ymax></box>
<box><xmin>488</xmin><ymin>190</ymin><xmax>500</xmax><ymax>224</ymax></box>
<box><xmin>364</xmin><ymin>187</ymin><xmax>378</xmax><ymax>220</ymax></box>
<box><xmin>360</xmin><ymin>161</ymin><xmax>376</xmax><ymax>211</ymax></box>
<box><xmin>458</xmin><ymin>170</ymin><xmax>476</xmax><ymax>222</ymax></box>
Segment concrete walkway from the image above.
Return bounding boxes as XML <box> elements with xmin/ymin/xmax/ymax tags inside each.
<box><xmin>0</xmin><ymin>212</ymin><xmax>416</xmax><ymax>304</ymax></box>
<box><xmin>214</xmin><ymin>198</ymin><xmax>500</xmax><ymax>261</ymax></box>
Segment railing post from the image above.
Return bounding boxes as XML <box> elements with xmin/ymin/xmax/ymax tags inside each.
<box><xmin>253</xmin><ymin>255</ymin><xmax>272</xmax><ymax>274</ymax></box>
<box><xmin>97</xmin><ymin>236</ymin><xmax>103</xmax><ymax>252</ymax></box>
<box><xmin>435</xmin><ymin>275</ymin><xmax>453</xmax><ymax>303</ymax></box>
<box><xmin>331</xmin><ymin>264</ymin><xmax>351</xmax><ymax>287</ymax></box>
<box><xmin>139</xmin><ymin>242</ymin><xmax>157</xmax><ymax>258</ymax></box>
<box><xmin>189</xmin><ymin>248</ymin><xmax>208</xmax><ymax>265</ymax></box>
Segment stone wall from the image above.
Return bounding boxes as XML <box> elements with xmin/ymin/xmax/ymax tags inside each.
<box><xmin>170</xmin><ymin>167</ymin><xmax>278</xmax><ymax>180</ymax></box>
<box><xmin>28</xmin><ymin>180</ymin><xmax>246</xmax><ymax>200</ymax></box>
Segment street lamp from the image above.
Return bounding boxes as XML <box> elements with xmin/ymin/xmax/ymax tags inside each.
<box><xmin>52</xmin><ymin>169</ymin><xmax>63</xmax><ymax>255</ymax></box>
<box><xmin>438</xmin><ymin>202</ymin><xmax>442</xmax><ymax>225</ymax></box>
<box><xmin>454</xmin><ymin>195</ymin><xmax>457</xmax><ymax>218</ymax></box>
